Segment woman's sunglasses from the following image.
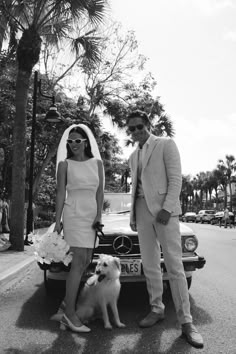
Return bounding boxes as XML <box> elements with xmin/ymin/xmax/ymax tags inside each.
<box><xmin>128</xmin><ymin>124</ymin><xmax>144</xmax><ymax>132</ymax></box>
<box><xmin>67</xmin><ymin>138</ymin><xmax>87</xmax><ymax>144</ymax></box>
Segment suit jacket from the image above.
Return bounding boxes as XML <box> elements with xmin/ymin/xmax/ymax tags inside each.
<box><xmin>129</xmin><ymin>134</ymin><xmax>182</xmax><ymax>223</ymax></box>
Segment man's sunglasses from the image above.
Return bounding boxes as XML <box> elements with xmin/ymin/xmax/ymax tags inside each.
<box><xmin>67</xmin><ymin>138</ymin><xmax>87</xmax><ymax>144</ymax></box>
<box><xmin>128</xmin><ymin>124</ymin><xmax>144</xmax><ymax>132</ymax></box>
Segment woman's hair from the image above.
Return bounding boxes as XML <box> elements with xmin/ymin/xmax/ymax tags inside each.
<box><xmin>66</xmin><ymin>126</ymin><xmax>94</xmax><ymax>158</ymax></box>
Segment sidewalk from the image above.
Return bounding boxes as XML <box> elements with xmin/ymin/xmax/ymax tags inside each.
<box><xmin>0</xmin><ymin>228</ymin><xmax>47</xmax><ymax>289</ymax></box>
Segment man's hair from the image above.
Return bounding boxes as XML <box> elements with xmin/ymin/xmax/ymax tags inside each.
<box><xmin>126</xmin><ymin>110</ymin><xmax>151</xmax><ymax>127</ymax></box>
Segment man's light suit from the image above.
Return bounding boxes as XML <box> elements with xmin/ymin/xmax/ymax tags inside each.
<box><xmin>129</xmin><ymin>134</ymin><xmax>192</xmax><ymax>324</ymax></box>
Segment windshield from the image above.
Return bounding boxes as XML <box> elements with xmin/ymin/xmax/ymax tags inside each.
<box><xmin>205</xmin><ymin>210</ymin><xmax>215</xmax><ymax>214</ymax></box>
<box><xmin>103</xmin><ymin>193</ymin><xmax>131</xmax><ymax>213</ymax></box>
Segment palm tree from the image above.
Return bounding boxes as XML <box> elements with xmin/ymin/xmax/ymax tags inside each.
<box><xmin>194</xmin><ymin>172</ymin><xmax>206</xmax><ymax>210</ymax></box>
<box><xmin>202</xmin><ymin>171</ymin><xmax>214</xmax><ymax>208</ymax></box>
<box><xmin>0</xmin><ymin>0</ymin><xmax>106</xmax><ymax>250</ymax></box>
<box><xmin>211</xmin><ymin>169</ymin><xmax>221</xmax><ymax>210</ymax></box>
<box><xmin>217</xmin><ymin>155</ymin><xmax>236</xmax><ymax>211</ymax></box>
<box><xmin>180</xmin><ymin>175</ymin><xmax>193</xmax><ymax>213</ymax></box>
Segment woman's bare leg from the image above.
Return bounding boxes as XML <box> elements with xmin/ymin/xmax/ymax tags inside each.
<box><xmin>64</xmin><ymin>247</ymin><xmax>92</xmax><ymax>326</ymax></box>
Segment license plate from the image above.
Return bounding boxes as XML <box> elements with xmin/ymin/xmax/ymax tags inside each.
<box><xmin>120</xmin><ymin>259</ymin><xmax>141</xmax><ymax>276</ymax></box>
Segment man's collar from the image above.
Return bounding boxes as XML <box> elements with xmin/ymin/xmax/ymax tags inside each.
<box><xmin>138</xmin><ymin>133</ymin><xmax>152</xmax><ymax>149</ymax></box>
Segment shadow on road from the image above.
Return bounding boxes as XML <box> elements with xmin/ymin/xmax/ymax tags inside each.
<box><xmin>13</xmin><ymin>279</ymin><xmax>212</xmax><ymax>354</ymax></box>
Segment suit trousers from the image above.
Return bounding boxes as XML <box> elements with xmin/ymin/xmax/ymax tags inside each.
<box><xmin>135</xmin><ymin>197</ymin><xmax>192</xmax><ymax>324</ymax></box>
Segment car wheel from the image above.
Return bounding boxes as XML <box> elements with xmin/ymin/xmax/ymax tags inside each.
<box><xmin>187</xmin><ymin>276</ymin><xmax>192</xmax><ymax>289</ymax></box>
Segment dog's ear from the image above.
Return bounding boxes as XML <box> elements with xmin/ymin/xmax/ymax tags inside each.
<box><xmin>113</xmin><ymin>257</ymin><xmax>121</xmax><ymax>270</ymax></box>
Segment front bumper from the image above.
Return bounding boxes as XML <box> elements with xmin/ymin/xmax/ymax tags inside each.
<box><xmin>46</xmin><ymin>252</ymin><xmax>206</xmax><ymax>282</ymax></box>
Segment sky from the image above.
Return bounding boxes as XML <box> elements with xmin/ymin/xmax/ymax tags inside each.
<box><xmin>108</xmin><ymin>0</ymin><xmax>236</xmax><ymax>176</ymax></box>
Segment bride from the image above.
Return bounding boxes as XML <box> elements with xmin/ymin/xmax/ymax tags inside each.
<box><xmin>51</xmin><ymin>123</ymin><xmax>104</xmax><ymax>333</ymax></box>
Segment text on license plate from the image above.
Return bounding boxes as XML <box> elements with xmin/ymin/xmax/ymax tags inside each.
<box><xmin>120</xmin><ymin>259</ymin><xmax>141</xmax><ymax>276</ymax></box>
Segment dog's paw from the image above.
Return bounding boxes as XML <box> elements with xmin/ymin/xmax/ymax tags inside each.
<box><xmin>104</xmin><ymin>323</ymin><xmax>113</xmax><ymax>330</ymax></box>
<box><xmin>116</xmin><ymin>322</ymin><xmax>126</xmax><ymax>328</ymax></box>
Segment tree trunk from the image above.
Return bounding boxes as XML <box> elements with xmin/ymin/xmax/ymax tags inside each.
<box><xmin>10</xmin><ymin>26</ymin><xmax>41</xmax><ymax>250</ymax></box>
<box><xmin>224</xmin><ymin>186</ymin><xmax>227</xmax><ymax>208</ymax></box>
<box><xmin>229</xmin><ymin>179</ymin><xmax>233</xmax><ymax>211</ymax></box>
<box><xmin>10</xmin><ymin>69</ymin><xmax>31</xmax><ymax>251</ymax></box>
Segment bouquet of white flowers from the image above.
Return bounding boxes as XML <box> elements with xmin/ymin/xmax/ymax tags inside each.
<box><xmin>32</xmin><ymin>230</ymin><xmax>73</xmax><ymax>268</ymax></box>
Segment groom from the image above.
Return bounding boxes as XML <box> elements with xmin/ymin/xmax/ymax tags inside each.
<box><xmin>127</xmin><ymin>110</ymin><xmax>203</xmax><ymax>349</ymax></box>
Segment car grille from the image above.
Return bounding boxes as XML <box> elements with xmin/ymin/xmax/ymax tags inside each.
<box><xmin>95</xmin><ymin>232</ymin><xmax>195</xmax><ymax>257</ymax></box>
<box><xmin>95</xmin><ymin>233</ymin><xmax>140</xmax><ymax>256</ymax></box>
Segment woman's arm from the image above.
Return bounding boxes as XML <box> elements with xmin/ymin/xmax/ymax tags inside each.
<box><xmin>94</xmin><ymin>159</ymin><xmax>104</xmax><ymax>225</ymax></box>
<box><xmin>54</xmin><ymin>160</ymin><xmax>67</xmax><ymax>233</ymax></box>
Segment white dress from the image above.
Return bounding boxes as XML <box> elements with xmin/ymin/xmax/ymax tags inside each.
<box><xmin>62</xmin><ymin>158</ymin><xmax>99</xmax><ymax>248</ymax></box>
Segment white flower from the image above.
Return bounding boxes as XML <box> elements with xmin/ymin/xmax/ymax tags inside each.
<box><xmin>32</xmin><ymin>231</ymin><xmax>73</xmax><ymax>266</ymax></box>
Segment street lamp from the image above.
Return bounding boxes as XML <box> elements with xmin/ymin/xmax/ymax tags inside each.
<box><xmin>25</xmin><ymin>71</ymin><xmax>61</xmax><ymax>244</ymax></box>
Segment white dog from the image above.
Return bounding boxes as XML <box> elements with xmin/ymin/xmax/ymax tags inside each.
<box><xmin>76</xmin><ymin>254</ymin><xmax>125</xmax><ymax>330</ymax></box>
<box><xmin>51</xmin><ymin>254</ymin><xmax>125</xmax><ymax>330</ymax></box>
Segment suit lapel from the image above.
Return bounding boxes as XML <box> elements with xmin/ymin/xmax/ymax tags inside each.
<box><xmin>142</xmin><ymin>136</ymin><xmax>158</xmax><ymax>170</ymax></box>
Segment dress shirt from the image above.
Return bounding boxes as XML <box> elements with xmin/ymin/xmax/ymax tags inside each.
<box><xmin>136</xmin><ymin>135</ymin><xmax>151</xmax><ymax>197</ymax></box>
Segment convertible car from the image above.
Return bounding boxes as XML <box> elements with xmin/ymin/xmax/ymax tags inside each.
<box><xmin>43</xmin><ymin>193</ymin><xmax>206</xmax><ymax>292</ymax></box>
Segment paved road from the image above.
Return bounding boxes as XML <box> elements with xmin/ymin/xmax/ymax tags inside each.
<box><xmin>0</xmin><ymin>224</ymin><xmax>236</xmax><ymax>354</ymax></box>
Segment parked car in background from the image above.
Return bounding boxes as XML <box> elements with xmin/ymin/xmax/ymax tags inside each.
<box><xmin>210</xmin><ymin>210</ymin><xmax>234</xmax><ymax>225</ymax></box>
<box><xmin>43</xmin><ymin>193</ymin><xmax>206</xmax><ymax>292</ymax></box>
<box><xmin>182</xmin><ymin>212</ymin><xmax>197</xmax><ymax>223</ymax></box>
<box><xmin>195</xmin><ymin>210</ymin><xmax>215</xmax><ymax>223</ymax></box>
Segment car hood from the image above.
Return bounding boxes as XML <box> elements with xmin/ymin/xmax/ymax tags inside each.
<box><xmin>102</xmin><ymin>212</ymin><xmax>194</xmax><ymax>236</ymax></box>
<box><xmin>102</xmin><ymin>212</ymin><xmax>135</xmax><ymax>235</ymax></box>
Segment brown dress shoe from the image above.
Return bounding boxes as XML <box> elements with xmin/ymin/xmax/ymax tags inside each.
<box><xmin>182</xmin><ymin>323</ymin><xmax>204</xmax><ymax>348</ymax></box>
<box><xmin>139</xmin><ymin>311</ymin><xmax>165</xmax><ymax>328</ymax></box>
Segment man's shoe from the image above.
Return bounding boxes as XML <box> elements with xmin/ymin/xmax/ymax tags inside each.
<box><xmin>139</xmin><ymin>311</ymin><xmax>165</xmax><ymax>328</ymax></box>
<box><xmin>181</xmin><ymin>323</ymin><xmax>204</xmax><ymax>348</ymax></box>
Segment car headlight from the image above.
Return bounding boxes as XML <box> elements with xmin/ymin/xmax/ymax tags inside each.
<box><xmin>184</xmin><ymin>236</ymin><xmax>198</xmax><ymax>252</ymax></box>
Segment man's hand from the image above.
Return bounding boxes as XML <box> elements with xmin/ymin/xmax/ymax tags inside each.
<box><xmin>156</xmin><ymin>209</ymin><xmax>171</xmax><ymax>225</ymax></box>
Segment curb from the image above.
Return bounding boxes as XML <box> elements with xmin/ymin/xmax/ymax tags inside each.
<box><xmin>0</xmin><ymin>255</ymin><xmax>35</xmax><ymax>289</ymax></box>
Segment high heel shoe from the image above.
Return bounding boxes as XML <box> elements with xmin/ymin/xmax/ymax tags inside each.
<box><xmin>60</xmin><ymin>314</ymin><xmax>91</xmax><ymax>333</ymax></box>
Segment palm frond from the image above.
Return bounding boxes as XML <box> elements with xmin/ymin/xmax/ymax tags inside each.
<box><xmin>85</xmin><ymin>0</ymin><xmax>107</xmax><ymax>26</ymax></box>
<box><xmin>152</xmin><ymin>113</ymin><xmax>175</xmax><ymax>138</ymax></box>
<box><xmin>41</xmin><ymin>19</ymin><xmax>72</xmax><ymax>47</ymax></box>
<box><xmin>66</xmin><ymin>0</ymin><xmax>107</xmax><ymax>26</ymax></box>
<box><xmin>72</xmin><ymin>34</ymin><xmax>101</xmax><ymax>62</ymax></box>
